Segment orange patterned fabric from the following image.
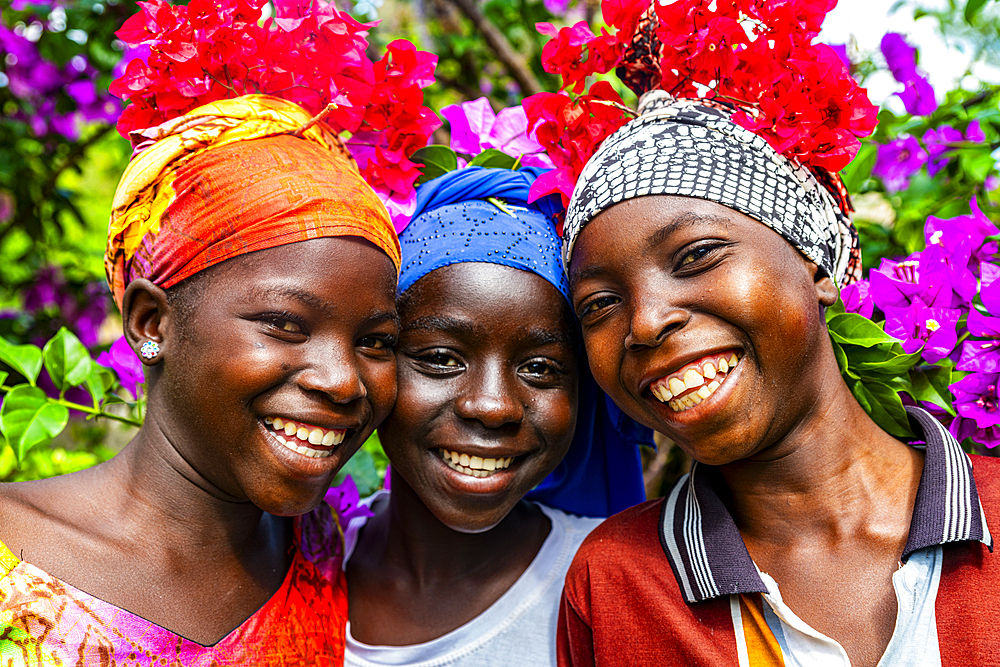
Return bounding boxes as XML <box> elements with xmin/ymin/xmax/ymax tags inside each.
<box><xmin>105</xmin><ymin>94</ymin><xmax>400</xmax><ymax>310</ymax></box>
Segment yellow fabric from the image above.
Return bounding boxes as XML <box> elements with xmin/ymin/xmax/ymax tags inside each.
<box><xmin>0</xmin><ymin>539</ymin><xmax>19</xmax><ymax>577</ymax></box>
<box><xmin>739</xmin><ymin>594</ymin><xmax>786</xmax><ymax>666</ymax></box>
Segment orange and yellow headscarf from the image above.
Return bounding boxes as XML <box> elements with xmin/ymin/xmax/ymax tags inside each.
<box><xmin>105</xmin><ymin>94</ymin><xmax>401</xmax><ymax>311</ymax></box>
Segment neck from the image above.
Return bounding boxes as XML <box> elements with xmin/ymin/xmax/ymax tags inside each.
<box><xmin>718</xmin><ymin>368</ymin><xmax>924</xmax><ymax>546</ymax></box>
<box><xmin>363</xmin><ymin>471</ymin><xmax>549</xmax><ymax>587</ymax></box>
<box><xmin>93</xmin><ymin>412</ymin><xmax>275</xmax><ymax>556</ymax></box>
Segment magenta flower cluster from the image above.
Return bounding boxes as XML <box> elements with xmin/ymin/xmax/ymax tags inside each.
<box><xmin>880</xmin><ymin>33</ymin><xmax>937</xmax><ymax>117</ymax></box>
<box><xmin>845</xmin><ymin>198</ymin><xmax>1000</xmax><ymax>448</ymax></box>
<box><xmin>19</xmin><ymin>266</ymin><xmax>109</xmax><ymax>348</ymax></box>
<box><xmin>873</xmin><ymin>122</ymin><xmax>986</xmax><ymax>193</ymax></box>
<box><xmin>0</xmin><ymin>18</ymin><xmax>121</xmax><ymax>139</ymax></box>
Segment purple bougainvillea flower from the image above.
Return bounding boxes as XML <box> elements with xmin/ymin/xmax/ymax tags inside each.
<box><xmin>544</xmin><ymin>0</ymin><xmax>570</xmax><ymax>13</ymax></box>
<box><xmin>881</xmin><ymin>33</ymin><xmax>918</xmax><ymax>78</ymax></box>
<box><xmin>96</xmin><ymin>336</ymin><xmax>145</xmax><ymax>400</ymax></box>
<box><xmin>958</xmin><ymin>310</ymin><xmax>1000</xmax><ymax>373</ymax></box>
<box><xmin>981</xmin><ymin>262</ymin><xmax>1000</xmax><ymax>316</ymax></box>
<box><xmin>925</xmin><ymin>197</ymin><xmax>999</xmax><ymax>275</ymax></box>
<box><xmin>966</xmin><ymin>120</ymin><xmax>986</xmax><ymax>143</ymax></box>
<box><xmin>21</xmin><ymin>266</ymin><xmax>68</xmax><ymax>312</ymax></box>
<box><xmin>441</xmin><ymin>97</ymin><xmax>554</xmax><ymax>168</ymax></box>
<box><xmin>872</xmin><ymin>136</ymin><xmax>927</xmax><ymax>192</ymax></box>
<box><xmin>325</xmin><ymin>474</ymin><xmax>375</xmax><ymax>525</ymax></box>
<box><xmin>950</xmin><ymin>371</ymin><xmax>1000</xmax><ymax>430</ymax></box>
<box><xmin>950</xmin><ymin>415</ymin><xmax>1000</xmax><ymax>449</ymax></box>
<box><xmin>897</xmin><ymin>75</ymin><xmax>937</xmax><ymax>116</ymax></box>
<box><xmin>923</xmin><ymin>125</ymin><xmax>962</xmax><ymax>177</ymax></box>
<box><xmin>869</xmin><ymin>245</ymin><xmax>975</xmax><ymax>313</ymax></box>
<box><xmin>884</xmin><ymin>301</ymin><xmax>960</xmax><ymax>362</ymax></box>
<box><xmin>841</xmin><ymin>279</ymin><xmax>874</xmax><ymax>318</ymax></box>
<box><xmin>880</xmin><ymin>32</ymin><xmax>937</xmax><ymax>116</ymax></box>
<box><xmin>988</xmin><ymin>175</ymin><xmax>1000</xmax><ymax>191</ymax></box>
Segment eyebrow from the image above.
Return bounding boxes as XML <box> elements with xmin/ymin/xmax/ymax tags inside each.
<box><xmin>405</xmin><ymin>315</ymin><xmax>481</xmax><ymax>338</ymax></box>
<box><xmin>646</xmin><ymin>212</ymin><xmax>732</xmax><ymax>253</ymax></box>
<box><xmin>244</xmin><ymin>285</ymin><xmax>399</xmax><ymax>327</ymax></box>
<box><xmin>405</xmin><ymin>316</ymin><xmax>575</xmax><ymax>348</ymax></box>
<box><xmin>571</xmin><ymin>211</ymin><xmax>733</xmax><ymax>286</ymax></box>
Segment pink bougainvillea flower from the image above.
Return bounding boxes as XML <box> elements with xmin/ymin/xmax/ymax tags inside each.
<box><xmin>883</xmin><ymin>301</ymin><xmax>961</xmax><ymax>362</ymax></box>
<box><xmin>872</xmin><ymin>136</ymin><xmax>927</xmax><ymax>192</ymax></box>
<box><xmin>97</xmin><ymin>336</ymin><xmax>145</xmax><ymax>400</ymax></box>
<box><xmin>841</xmin><ymin>279</ymin><xmax>874</xmax><ymax>319</ymax></box>
<box><xmin>441</xmin><ymin>97</ymin><xmax>554</xmax><ymax>168</ymax></box>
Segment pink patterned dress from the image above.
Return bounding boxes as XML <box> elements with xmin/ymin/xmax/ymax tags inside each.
<box><xmin>0</xmin><ymin>502</ymin><xmax>347</xmax><ymax>666</ymax></box>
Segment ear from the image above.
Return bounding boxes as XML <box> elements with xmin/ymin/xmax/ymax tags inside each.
<box><xmin>121</xmin><ymin>279</ymin><xmax>170</xmax><ymax>366</ymax></box>
<box><xmin>813</xmin><ymin>265</ymin><xmax>839</xmax><ymax>308</ymax></box>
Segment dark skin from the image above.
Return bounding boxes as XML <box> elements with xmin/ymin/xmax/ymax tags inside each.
<box><xmin>0</xmin><ymin>236</ymin><xmax>399</xmax><ymax>645</ymax></box>
<box><xmin>347</xmin><ymin>262</ymin><xmax>579</xmax><ymax>645</ymax></box>
<box><xmin>569</xmin><ymin>196</ymin><xmax>924</xmax><ymax>667</ymax></box>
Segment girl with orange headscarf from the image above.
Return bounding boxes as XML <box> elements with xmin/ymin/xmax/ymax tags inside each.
<box><xmin>0</xmin><ymin>0</ymin><xmax>437</xmax><ymax>662</ymax></box>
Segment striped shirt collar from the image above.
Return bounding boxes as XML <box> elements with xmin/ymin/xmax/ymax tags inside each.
<box><xmin>658</xmin><ymin>406</ymin><xmax>994</xmax><ymax>604</ymax></box>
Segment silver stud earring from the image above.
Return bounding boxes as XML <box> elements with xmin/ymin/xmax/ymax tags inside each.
<box><xmin>140</xmin><ymin>341</ymin><xmax>160</xmax><ymax>360</ymax></box>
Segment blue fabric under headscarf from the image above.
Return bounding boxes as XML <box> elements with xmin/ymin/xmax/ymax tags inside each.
<box><xmin>397</xmin><ymin>165</ymin><xmax>650</xmax><ymax>518</ymax></box>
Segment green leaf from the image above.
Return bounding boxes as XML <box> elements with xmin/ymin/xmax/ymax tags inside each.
<box><xmin>0</xmin><ymin>336</ymin><xmax>43</xmax><ymax>385</ymax></box>
<box><xmin>411</xmin><ymin>146</ymin><xmax>458</xmax><ymax>185</ymax></box>
<box><xmin>0</xmin><ymin>385</ymin><xmax>69</xmax><ymax>460</ymax></box>
<box><xmin>851</xmin><ymin>380</ymin><xmax>914</xmax><ymax>438</ymax></box>
<box><xmin>907</xmin><ymin>365</ymin><xmax>957</xmax><ymax>415</ymax></box>
<box><xmin>825</xmin><ymin>298</ymin><xmax>846</xmax><ymax>318</ymax></box>
<box><xmin>846</xmin><ymin>345</ymin><xmax>923</xmax><ymax>376</ymax></box>
<box><xmin>468</xmin><ymin>149</ymin><xmax>519</xmax><ymax>170</ymax></box>
<box><xmin>840</xmin><ymin>143</ymin><xmax>877</xmax><ymax>192</ymax></box>
<box><xmin>965</xmin><ymin>0</ymin><xmax>990</xmax><ymax>22</ymax></box>
<box><xmin>42</xmin><ymin>327</ymin><xmax>92</xmax><ymax>391</ymax></box>
<box><xmin>827</xmin><ymin>313</ymin><xmax>899</xmax><ymax>347</ymax></box>
<box><xmin>830</xmin><ymin>339</ymin><xmax>859</xmax><ymax>381</ymax></box>
<box><xmin>0</xmin><ymin>371</ymin><xmax>7</xmax><ymax>387</ymax></box>
<box><xmin>84</xmin><ymin>365</ymin><xmax>115</xmax><ymax>405</ymax></box>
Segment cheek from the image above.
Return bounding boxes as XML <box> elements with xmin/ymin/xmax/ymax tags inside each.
<box><xmin>532</xmin><ymin>389</ymin><xmax>577</xmax><ymax>454</ymax></box>
<box><xmin>582</xmin><ymin>328</ymin><xmax>626</xmax><ymax>400</ymax></box>
<box><xmin>359</xmin><ymin>356</ymin><xmax>398</xmax><ymax>420</ymax></box>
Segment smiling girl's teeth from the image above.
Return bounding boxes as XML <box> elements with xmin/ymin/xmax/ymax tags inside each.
<box><xmin>438</xmin><ymin>449</ymin><xmax>512</xmax><ymax>477</ymax></box>
<box><xmin>263</xmin><ymin>417</ymin><xmax>346</xmax><ymax>458</ymax></box>
<box><xmin>652</xmin><ymin>353</ymin><xmax>741</xmax><ymax>412</ymax></box>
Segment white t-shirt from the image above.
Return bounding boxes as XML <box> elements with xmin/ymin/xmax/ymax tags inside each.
<box><xmin>343</xmin><ymin>492</ymin><xmax>602</xmax><ymax>667</ymax></box>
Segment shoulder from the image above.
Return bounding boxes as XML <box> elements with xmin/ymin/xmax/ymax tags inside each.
<box><xmin>563</xmin><ymin>499</ymin><xmax>669</xmax><ymax>604</ymax></box>
<box><xmin>970</xmin><ymin>454</ymin><xmax>1000</xmax><ymax>499</ymax></box>
<box><xmin>570</xmin><ymin>498</ymin><xmax>666</xmax><ymax>567</ymax></box>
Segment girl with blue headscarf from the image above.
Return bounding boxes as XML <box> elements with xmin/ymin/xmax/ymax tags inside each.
<box><xmin>341</xmin><ymin>166</ymin><xmax>650</xmax><ymax>667</ymax></box>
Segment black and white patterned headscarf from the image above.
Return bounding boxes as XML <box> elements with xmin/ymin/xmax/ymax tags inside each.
<box><xmin>562</xmin><ymin>90</ymin><xmax>862</xmax><ymax>286</ymax></box>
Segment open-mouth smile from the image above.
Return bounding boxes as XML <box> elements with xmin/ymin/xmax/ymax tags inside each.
<box><xmin>263</xmin><ymin>416</ymin><xmax>347</xmax><ymax>459</ymax></box>
<box><xmin>436</xmin><ymin>448</ymin><xmax>516</xmax><ymax>478</ymax></box>
<box><xmin>649</xmin><ymin>351</ymin><xmax>742</xmax><ymax>412</ymax></box>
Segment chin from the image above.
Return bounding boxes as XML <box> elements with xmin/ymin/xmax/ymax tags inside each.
<box><xmin>251</xmin><ymin>484</ymin><xmax>330</xmax><ymax>517</ymax></box>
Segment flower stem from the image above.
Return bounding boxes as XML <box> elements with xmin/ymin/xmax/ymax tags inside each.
<box><xmin>0</xmin><ymin>385</ymin><xmax>142</xmax><ymax>427</ymax></box>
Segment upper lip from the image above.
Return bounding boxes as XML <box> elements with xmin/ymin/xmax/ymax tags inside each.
<box><xmin>637</xmin><ymin>347</ymin><xmax>741</xmax><ymax>393</ymax></box>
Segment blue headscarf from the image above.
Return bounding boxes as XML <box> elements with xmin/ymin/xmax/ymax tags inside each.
<box><xmin>398</xmin><ymin>165</ymin><xmax>650</xmax><ymax>518</ymax></box>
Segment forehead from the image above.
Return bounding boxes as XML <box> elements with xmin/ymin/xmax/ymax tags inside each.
<box><xmin>206</xmin><ymin>236</ymin><xmax>398</xmax><ymax>310</ymax></box>
<box><xmin>568</xmin><ymin>196</ymin><xmax>757</xmax><ymax>283</ymax></box>
<box><xmin>402</xmin><ymin>262</ymin><xmax>574</xmax><ymax>342</ymax></box>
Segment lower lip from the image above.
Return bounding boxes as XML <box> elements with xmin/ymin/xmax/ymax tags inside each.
<box><xmin>432</xmin><ymin>450</ymin><xmax>522</xmax><ymax>495</ymax></box>
<box><xmin>651</xmin><ymin>359</ymin><xmax>744</xmax><ymax>425</ymax></box>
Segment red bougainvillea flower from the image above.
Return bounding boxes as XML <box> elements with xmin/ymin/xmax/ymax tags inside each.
<box><xmin>110</xmin><ymin>0</ymin><xmax>440</xmax><ymax>227</ymax></box>
<box><xmin>525</xmin><ymin>0</ymin><xmax>878</xmax><ymax>208</ymax></box>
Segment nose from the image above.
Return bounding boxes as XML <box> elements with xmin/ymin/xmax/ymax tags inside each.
<box><xmin>297</xmin><ymin>343</ymin><xmax>367</xmax><ymax>404</ymax></box>
<box><xmin>624</xmin><ymin>296</ymin><xmax>689</xmax><ymax>352</ymax></box>
<box><xmin>454</xmin><ymin>360</ymin><xmax>524</xmax><ymax>429</ymax></box>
